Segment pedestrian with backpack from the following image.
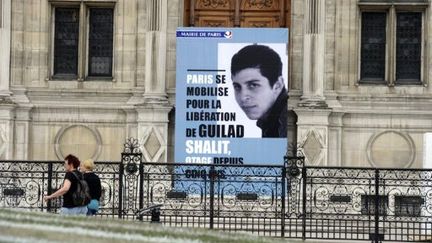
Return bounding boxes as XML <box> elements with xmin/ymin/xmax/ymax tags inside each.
<box><xmin>43</xmin><ymin>154</ymin><xmax>90</xmax><ymax>215</ymax></box>
<box><xmin>81</xmin><ymin>159</ymin><xmax>102</xmax><ymax>215</ymax></box>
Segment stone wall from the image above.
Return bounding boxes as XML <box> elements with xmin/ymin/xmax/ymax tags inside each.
<box><xmin>0</xmin><ymin>0</ymin><xmax>180</xmax><ymax>162</ymax></box>
<box><xmin>289</xmin><ymin>0</ymin><xmax>432</xmax><ymax>168</ymax></box>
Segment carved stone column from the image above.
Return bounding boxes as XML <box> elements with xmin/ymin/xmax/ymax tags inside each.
<box><xmin>137</xmin><ymin>0</ymin><xmax>171</xmax><ymax>162</ymax></box>
<box><xmin>294</xmin><ymin>0</ymin><xmax>331</xmax><ymax>165</ymax></box>
<box><xmin>0</xmin><ymin>0</ymin><xmax>15</xmax><ymax>159</ymax></box>
<box><xmin>144</xmin><ymin>0</ymin><xmax>168</xmax><ymax>105</ymax></box>
<box><xmin>299</xmin><ymin>0</ymin><xmax>327</xmax><ymax>108</ymax></box>
<box><xmin>0</xmin><ymin>0</ymin><xmax>11</xmax><ymax>97</ymax></box>
<box><xmin>0</xmin><ymin>102</ymin><xmax>14</xmax><ymax>159</ymax></box>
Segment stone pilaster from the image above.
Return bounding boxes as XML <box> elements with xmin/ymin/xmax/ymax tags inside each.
<box><xmin>0</xmin><ymin>0</ymin><xmax>14</xmax><ymax>159</ymax></box>
<box><xmin>11</xmin><ymin>87</ymin><xmax>32</xmax><ymax>160</ymax></box>
<box><xmin>295</xmin><ymin>108</ymin><xmax>331</xmax><ymax>166</ymax></box>
<box><xmin>0</xmin><ymin>0</ymin><xmax>11</xmax><ymax>97</ymax></box>
<box><xmin>137</xmin><ymin>0</ymin><xmax>171</xmax><ymax>162</ymax></box>
<box><xmin>0</xmin><ymin>101</ymin><xmax>14</xmax><ymax>159</ymax></box>
<box><xmin>13</xmin><ymin>107</ymin><xmax>31</xmax><ymax>160</ymax></box>
<box><xmin>136</xmin><ymin>105</ymin><xmax>171</xmax><ymax>162</ymax></box>
<box><xmin>328</xmin><ymin>112</ymin><xmax>344</xmax><ymax>166</ymax></box>
<box><xmin>294</xmin><ymin>0</ymin><xmax>331</xmax><ymax>165</ymax></box>
<box><xmin>144</xmin><ymin>0</ymin><xmax>168</xmax><ymax>105</ymax></box>
<box><xmin>299</xmin><ymin>0</ymin><xmax>327</xmax><ymax>108</ymax></box>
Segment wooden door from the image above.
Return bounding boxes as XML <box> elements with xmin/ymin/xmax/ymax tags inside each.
<box><xmin>184</xmin><ymin>0</ymin><xmax>291</xmax><ymax>28</ymax></box>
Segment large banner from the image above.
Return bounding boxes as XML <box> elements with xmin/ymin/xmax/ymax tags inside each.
<box><xmin>175</xmin><ymin>28</ymin><xmax>289</xmax><ymax>165</ymax></box>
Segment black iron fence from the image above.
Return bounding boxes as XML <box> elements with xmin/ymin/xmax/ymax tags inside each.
<box><xmin>1</xmin><ymin>149</ymin><xmax>432</xmax><ymax>242</ymax></box>
<box><xmin>0</xmin><ymin>160</ymin><xmax>122</xmax><ymax>217</ymax></box>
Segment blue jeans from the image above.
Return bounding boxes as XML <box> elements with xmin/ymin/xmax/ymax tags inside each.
<box><xmin>87</xmin><ymin>208</ymin><xmax>98</xmax><ymax>216</ymax></box>
<box><xmin>60</xmin><ymin>206</ymin><xmax>88</xmax><ymax>215</ymax></box>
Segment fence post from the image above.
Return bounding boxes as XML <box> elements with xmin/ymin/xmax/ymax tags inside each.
<box><xmin>302</xmin><ymin>166</ymin><xmax>307</xmax><ymax>240</ymax></box>
<box><xmin>118</xmin><ymin>162</ymin><xmax>124</xmax><ymax>218</ymax></box>
<box><xmin>46</xmin><ymin>162</ymin><xmax>53</xmax><ymax>212</ymax></box>
<box><xmin>209</xmin><ymin>164</ymin><xmax>215</xmax><ymax>229</ymax></box>
<box><xmin>119</xmin><ymin>137</ymin><xmax>143</xmax><ymax>219</ymax></box>
<box><xmin>138</xmin><ymin>160</ymin><xmax>144</xmax><ymax>221</ymax></box>
<box><xmin>374</xmin><ymin>169</ymin><xmax>380</xmax><ymax>243</ymax></box>
<box><xmin>281</xmin><ymin>164</ymin><xmax>286</xmax><ymax>237</ymax></box>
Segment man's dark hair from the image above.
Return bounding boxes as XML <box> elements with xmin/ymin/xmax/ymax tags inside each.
<box><xmin>65</xmin><ymin>154</ymin><xmax>80</xmax><ymax>169</ymax></box>
<box><xmin>231</xmin><ymin>44</ymin><xmax>282</xmax><ymax>87</ymax></box>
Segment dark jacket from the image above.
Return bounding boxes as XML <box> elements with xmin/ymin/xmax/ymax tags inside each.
<box><xmin>256</xmin><ymin>88</ymin><xmax>288</xmax><ymax>138</ymax></box>
<box><xmin>83</xmin><ymin>172</ymin><xmax>102</xmax><ymax>200</ymax></box>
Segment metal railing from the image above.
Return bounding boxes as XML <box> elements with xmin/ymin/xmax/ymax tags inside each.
<box><xmin>1</xmin><ymin>150</ymin><xmax>431</xmax><ymax>242</ymax></box>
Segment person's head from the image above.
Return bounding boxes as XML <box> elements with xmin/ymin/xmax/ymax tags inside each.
<box><xmin>230</xmin><ymin>44</ymin><xmax>284</xmax><ymax>120</ymax></box>
<box><xmin>64</xmin><ymin>154</ymin><xmax>80</xmax><ymax>172</ymax></box>
<box><xmin>81</xmin><ymin>159</ymin><xmax>95</xmax><ymax>172</ymax></box>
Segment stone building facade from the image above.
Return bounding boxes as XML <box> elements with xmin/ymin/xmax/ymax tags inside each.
<box><xmin>0</xmin><ymin>0</ymin><xmax>290</xmax><ymax>162</ymax></box>
<box><xmin>0</xmin><ymin>0</ymin><xmax>177</xmax><ymax>162</ymax></box>
<box><xmin>1</xmin><ymin>0</ymin><xmax>430</xmax><ymax>168</ymax></box>
<box><xmin>289</xmin><ymin>0</ymin><xmax>431</xmax><ymax>168</ymax></box>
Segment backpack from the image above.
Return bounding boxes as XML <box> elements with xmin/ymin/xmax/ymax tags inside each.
<box><xmin>71</xmin><ymin>171</ymin><xmax>91</xmax><ymax>206</ymax></box>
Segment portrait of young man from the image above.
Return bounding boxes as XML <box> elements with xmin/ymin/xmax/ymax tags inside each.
<box><xmin>229</xmin><ymin>44</ymin><xmax>288</xmax><ymax>138</ymax></box>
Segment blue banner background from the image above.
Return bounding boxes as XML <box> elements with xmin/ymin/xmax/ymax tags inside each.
<box><xmin>175</xmin><ymin>27</ymin><xmax>289</xmax><ymax>165</ymax></box>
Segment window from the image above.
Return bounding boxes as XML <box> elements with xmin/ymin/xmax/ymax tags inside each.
<box><xmin>52</xmin><ymin>4</ymin><xmax>114</xmax><ymax>80</ymax></box>
<box><xmin>396</xmin><ymin>12</ymin><xmax>421</xmax><ymax>82</ymax></box>
<box><xmin>88</xmin><ymin>8</ymin><xmax>113</xmax><ymax>77</ymax></box>
<box><xmin>360</xmin><ymin>12</ymin><xmax>386</xmax><ymax>81</ymax></box>
<box><xmin>54</xmin><ymin>8</ymin><xmax>79</xmax><ymax>77</ymax></box>
<box><xmin>359</xmin><ymin>2</ymin><xmax>427</xmax><ymax>85</ymax></box>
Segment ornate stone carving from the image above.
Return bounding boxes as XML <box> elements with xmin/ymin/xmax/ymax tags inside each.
<box><xmin>139</xmin><ymin>126</ymin><xmax>166</xmax><ymax>162</ymax></box>
<box><xmin>0</xmin><ymin>97</ymin><xmax>14</xmax><ymax>105</ymax></box>
<box><xmin>298</xmin><ymin>128</ymin><xmax>327</xmax><ymax>165</ymax></box>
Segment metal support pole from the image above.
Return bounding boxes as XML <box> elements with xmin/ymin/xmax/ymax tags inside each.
<box><xmin>281</xmin><ymin>165</ymin><xmax>286</xmax><ymax>237</ymax></box>
<box><xmin>209</xmin><ymin>165</ymin><xmax>215</xmax><ymax>229</ymax></box>
<box><xmin>118</xmin><ymin>162</ymin><xmax>124</xmax><ymax>218</ymax></box>
<box><xmin>46</xmin><ymin>162</ymin><xmax>53</xmax><ymax>212</ymax></box>
<box><xmin>302</xmin><ymin>167</ymin><xmax>307</xmax><ymax>240</ymax></box>
<box><xmin>138</xmin><ymin>161</ymin><xmax>144</xmax><ymax>221</ymax></box>
<box><xmin>374</xmin><ymin>169</ymin><xmax>380</xmax><ymax>243</ymax></box>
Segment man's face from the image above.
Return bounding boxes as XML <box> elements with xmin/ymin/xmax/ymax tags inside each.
<box><xmin>232</xmin><ymin>68</ymin><xmax>282</xmax><ymax>120</ymax></box>
<box><xmin>64</xmin><ymin>160</ymin><xmax>72</xmax><ymax>172</ymax></box>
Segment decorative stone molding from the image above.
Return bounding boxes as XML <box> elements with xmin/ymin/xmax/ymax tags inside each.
<box><xmin>54</xmin><ymin>125</ymin><xmax>102</xmax><ymax>161</ymax></box>
<box><xmin>0</xmin><ymin>97</ymin><xmax>13</xmax><ymax>104</ymax></box>
<box><xmin>366</xmin><ymin>130</ymin><xmax>415</xmax><ymax>168</ymax></box>
<box><xmin>0</xmin><ymin>125</ymin><xmax>7</xmax><ymax>158</ymax></box>
<box><xmin>298</xmin><ymin>128</ymin><xmax>327</xmax><ymax>165</ymax></box>
<box><xmin>147</xmin><ymin>0</ymin><xmax>163</xmax><ymax>31</ymax></box>
<box><xmin>139</xmin><ymin>125</ymin><xmax>166</xmax><ymax>162</ymax></box>
<box><xmin>294</xmin><ymin>108</ymin><xmax>330</xmax><ymax>165</ymax></box>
